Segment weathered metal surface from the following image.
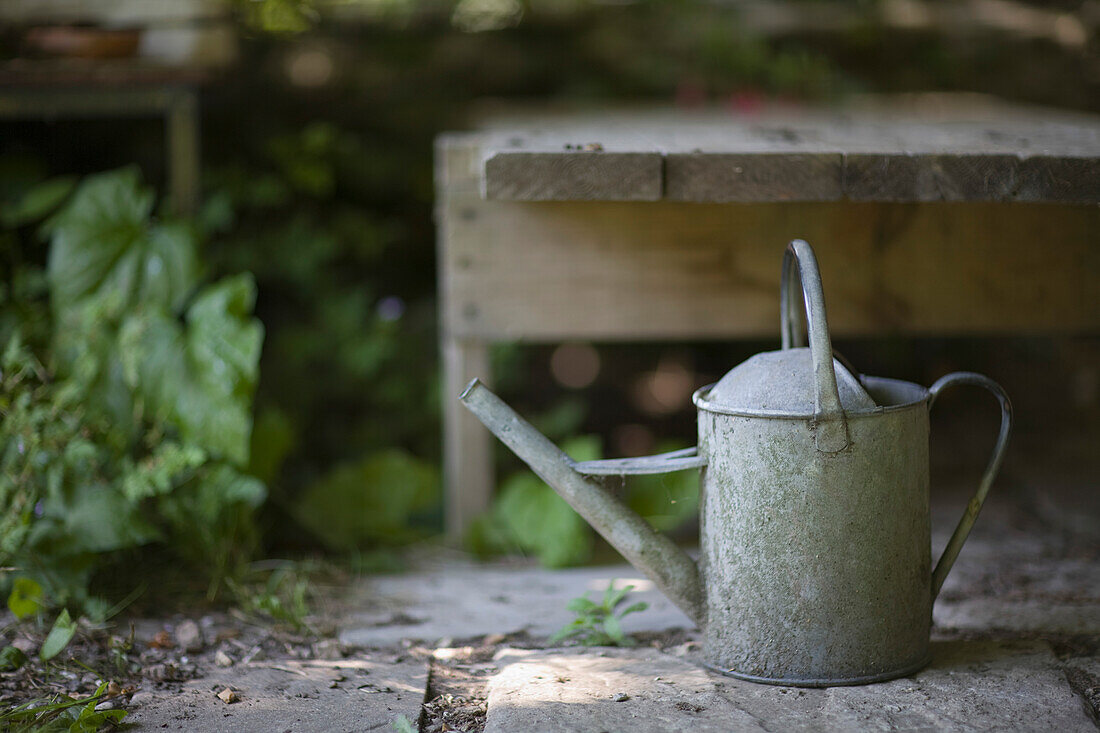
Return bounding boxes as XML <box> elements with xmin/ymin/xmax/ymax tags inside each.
<box><xmin>699</xmin><ymin>350</ymin><xmax>875</xmax><ymax>417</ymax></box>
<box><xmin>928</xmin><ymin>372</ymin><xmax>1013</xmax><ymax>598</ymax></box>
<box><xmin>458</xmin><ymin>239</ymin><xmax>1012</xmax><ymax>687</ymax></box>
<box><xmin>459</xmin><ymin>379</ymin><xmax>705</xmax><ymax>625</ymax></box>
<box><xmin>696</xmin><ymin>377</ymin><xmax>932</xmax><ymax>685</ymax></box>
<box><xmin>573</xmin><ymin>446</ymin><xmax>706</xmax><ymax>476</ymax></box>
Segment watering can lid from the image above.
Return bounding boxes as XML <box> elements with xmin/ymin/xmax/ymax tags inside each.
<box><xmin>703</xmin><ymin>348</ymin><xmax>877</xmax><ymax>415</ymax></box>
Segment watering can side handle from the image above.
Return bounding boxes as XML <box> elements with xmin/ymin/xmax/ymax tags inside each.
<box><xmin>572</xmin><ymin>447</ymin><xmax>706</xmax><ymax>476</ymax></box>
<box><xmin>928</xmin><ymin>372</ymin><xmax>1013</xmax><ymax>600</ymax></box>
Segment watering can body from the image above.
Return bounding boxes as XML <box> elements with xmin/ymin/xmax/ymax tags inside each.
<box><xmin>696</xmin><ymin>375</ymin><xmax>932</xmax><ymax>684</ymax></box>
<box><xmin>460</xmin><ymin>240</ymin><xmax>1011</xmax><ymax>687</ymax></box>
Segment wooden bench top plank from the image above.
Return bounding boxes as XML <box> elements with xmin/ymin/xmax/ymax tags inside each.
<box><xmin>474</xmin><ymin>103</ymin><xmax>1100</xmax><ymax>203</ymax></box>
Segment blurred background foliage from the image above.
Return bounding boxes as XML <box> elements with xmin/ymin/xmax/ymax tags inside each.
<box><xmin>1</xmin><ymin>167</ymin><xmax>265</xmax><ymax>615</ymax></box>
<box><xmin>1</xmin><ymin>0</ymin><xmax>1098</xmax><ymax>610</ymax></box>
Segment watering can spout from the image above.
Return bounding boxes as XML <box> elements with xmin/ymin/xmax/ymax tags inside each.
<box><xmin>459</xmin><ymin>378</ymin><xmax>706</xmax><ymax>626</ymax></box>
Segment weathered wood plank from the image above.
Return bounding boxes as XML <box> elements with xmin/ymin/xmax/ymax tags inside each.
<box><xmin>442</xmin><ymin>198</ymin><xmax>1100</xmax><ymax>341</ymax></box>
<box><xmin>441</xmin><ymin>338</ymin><xmax>493</xmax><ymax>538</ymax></box>
<box><xmin>438</xmin><ymin>135</ymin><xmax>497</xmax><ymax>536</ymax></box>
<box><xmin>667</xmin><ymin>152</ymin><xmax>843</xmax><ymax>202</ymax></box>
<box><xmin>478</xmin><ymin>106</ymin><xmax>1100</xmax><ymax>203</ymax></box>
<box><xmin>843</xmin><ymin>154</ymin><xmax>1020</xmax><ymax>202</ymax></box>
<box><xmin>484</xmin><ymin>151</ymin><xmax>662</xmax><ymax>201</ymax></box>
<box><xmin>166</xmin><ymin>89</ymin><xmax>200</xmax><ymax>215</ymax></box>
<box><xmin>844</xmin><ymin>154</ymin><xmax>1100</xmax><ymax>202</ymax></box>
<box><xmin>1016</xmin><ymin>157</ymin><xmax>1100</xmax><ymax>204</ymax></box>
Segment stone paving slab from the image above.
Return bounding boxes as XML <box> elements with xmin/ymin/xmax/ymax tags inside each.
<box><xmin>333</xmin><ymin>475</ymin><xmax>1099</xmax><ymax>731</ymax></box>
<box><xmin>340</xmin><ymin>561</ymin><xmax>692</xmax><ymax>647</ymax></box>
<box><xmin>126</xmin><ymin>656</ymin><xmax>427</xmax><ymax>733</ymax></box>
<box><xmin>484</xmin><ymin>642</ymin><xmax>1096</xmax><ymax>733</ymax></box>
<box><xmin>935</xmin><ymin>599</ymin><xmax>1100</xmax><ymax>636</ymax></box>
<box><xmin>338</xmin><ymin>540</ymin><xmax>1100</xmax><ymax>649</ymax></box>
<box><xmin>340</xmin><ymin>475</ymin><xmax>1099</xmax><ymax>650</ymax></box>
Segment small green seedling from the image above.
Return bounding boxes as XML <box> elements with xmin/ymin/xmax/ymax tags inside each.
<box><xmin>39</xmin><ymin>609</ymin><xmax>77</xmax><ymax>662</ymax></box>
<box><xmin>550</xmin><ymin>581</ymin><xmax>649</xmax><ymax>647</ymax></box>
<box><xmin>391</xmin><ymin>715</ymin><xmax>417</xmax><ymax>733</ymax></box>
<box><xmin>229</xmin><ymin>561</ymin><xmax>313</xmax><ymax>632</ymax></box>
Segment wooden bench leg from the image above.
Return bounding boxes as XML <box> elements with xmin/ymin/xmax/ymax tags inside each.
<box><xmin>443</xmin><ymin>337</ymin><xmax>494</xmax><ymax>538</ymax></box>
<box><xmin>166</xmin><ymin>89</ymin><xmax>200</xmax><ymax>216</ymax></box>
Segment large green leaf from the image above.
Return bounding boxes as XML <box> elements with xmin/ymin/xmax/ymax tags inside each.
<box><xmin>248</xmin><ymin>408</ymin><xmax>296</xmax><ymax>485</ymax></box>
<box><xmin>469</xmin><ymin>436</ymin><xmax>599</xmax><ymax>568</ymax></box>
<box><xmin>120</xmin><ymin>274</ymin><xmax>263</xmax><ymax>465</ymax></box>
<box><xmin>491</xmin><ymin>471</ymin><xmax>592</xmax><ymax>568</ymax></box>
<box><xmin>0</xmin><ymin>175</ymin><xmax>75</xmax><ymax>228</ymax></box>
<box><xmin>294</xmin><ymin>449</ymin><xmax>438</xmax><ymax>550</ymax></box>
<box><xmin>51</xmin><ymin>296</ymin><xmax>136</xmax><ymax>433</ymax></box>
<box><xmin>34</xmin><ymin>479</ymin><xmax>160</xmax><ymax>555</ymax></box>
<box><xmin>46</xmin><ymin>168</ymin><xmax>197</xmax><ymax>317</ymax></box>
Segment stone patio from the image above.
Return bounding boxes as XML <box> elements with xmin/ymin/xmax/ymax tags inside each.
<box><xmin>483</xmin><ymin>642</ymin><xmax>1090</xmax><ymax>732</ymax></box>
<box><xmin>127</xmin><ymin>471</ymin><xmax>1099</xmax><ymax>731</ymax></box>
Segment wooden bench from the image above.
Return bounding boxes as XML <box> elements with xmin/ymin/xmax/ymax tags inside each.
<box><xmin>0</xmin><ymin>60</ymin><xmax>205</xmax><ymax>215</ymax></box>
<box><xmin>436</xmin><ymin>97</ymin><xmax>1100</xmax><ymax>536</ymax></box>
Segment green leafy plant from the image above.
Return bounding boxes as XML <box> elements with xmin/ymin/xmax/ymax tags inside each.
<box><xmin>233</xmin><ymin>0</ymin><xmax>318</xmax><ymax>34</ymax></box>
<box><xmin>3</xmin><ymin>580</ymin><xmax>79</xmax><ymax>672</ymax></box>
<box><xmin>391</xmin><ymin>715</ymin><xmax>417</xmax><ymax>733</ymax></box>
<box><xmin>623</xmin><ymin>442</ymin><xmax>700</xmax><ymax>533</ymax></box>
<box><xmin>0</xmin><ymin>682</ymin><xmax>126</xmax><ymax>732</ymax></box>
<box><xmin>0</xmin><ymin>645</ymin><xmax>28</xmax><ymax>672</ymax></box>
<box><xmin>0</xmin><ymin>166</ymin><xmax>266</xmax><ymax>611</ymax></box>
<box><xmin>550</xmin><ymin>581</ymin><xmax>649</xmax><ymax>647</ymax></box>
<box><xmin>107</xmin><ymin>625</ymin><xmax>137</xmax><ymax>677</ymax></box>
<box><xmin>203</xmin><ymin>123</ymin><xmax>442</xmax><ymax>553</ymax></box>
<box><xmin>39</xmin><ymin>609</ymin><xmax>77</xmax><ymax>662</ymax></box>
<box><xmin>466</xmin><ymin>436</ymin><xmax>598</xmax><ymax>568</ymax></box>
<box><xmin>293</xmin><ymin>449</ymin><xmax>438</xmax><ymax>551</ymax></box>
<box><xmin>229</xmin><ymin>561</ymin><xmax>314</xmax><ymax>631</ymax></box>
<box><xmin>467</xmin><ymin>433</ymin><xmax>699</xmax><ymax>568</ymax></box>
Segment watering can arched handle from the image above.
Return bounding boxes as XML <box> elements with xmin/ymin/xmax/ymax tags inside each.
<box><xmin>779</xmin><ymin>239</ymin><xmax>850</xmax><ymax>453</ymax></box>
<box><xmin>928</xmin><ymin>372</ymin><xmax>1013</xmax><ymax>600</ymax></box>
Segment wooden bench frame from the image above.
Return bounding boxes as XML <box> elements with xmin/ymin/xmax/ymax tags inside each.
<box><xmin>436</xmin><ymin>106</ymin><xmax>1100</xmax><ymax>536</ymax></box>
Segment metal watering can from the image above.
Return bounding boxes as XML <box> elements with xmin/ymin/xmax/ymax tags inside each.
<box><xmin>460</xmin><ymin>239</ymin><xmax>1012</xmax><ymax>687</ymax></box>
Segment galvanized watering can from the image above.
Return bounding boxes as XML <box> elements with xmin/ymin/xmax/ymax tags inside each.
<box><xmin>460</xmin><ymin>239</ymin><xmax>1012</xmax><ymax>687</ymax></box>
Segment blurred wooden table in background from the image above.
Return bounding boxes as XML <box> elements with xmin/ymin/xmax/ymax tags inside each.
<box><xmin>436</xmin><ymin>95</ymin><xmax>1100</xmax><ymax>536</ymax></box>
<box><xmin>0</xmin><ymin>60</ymin><xmax>206</xmax><ymax>214</ymax></box>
